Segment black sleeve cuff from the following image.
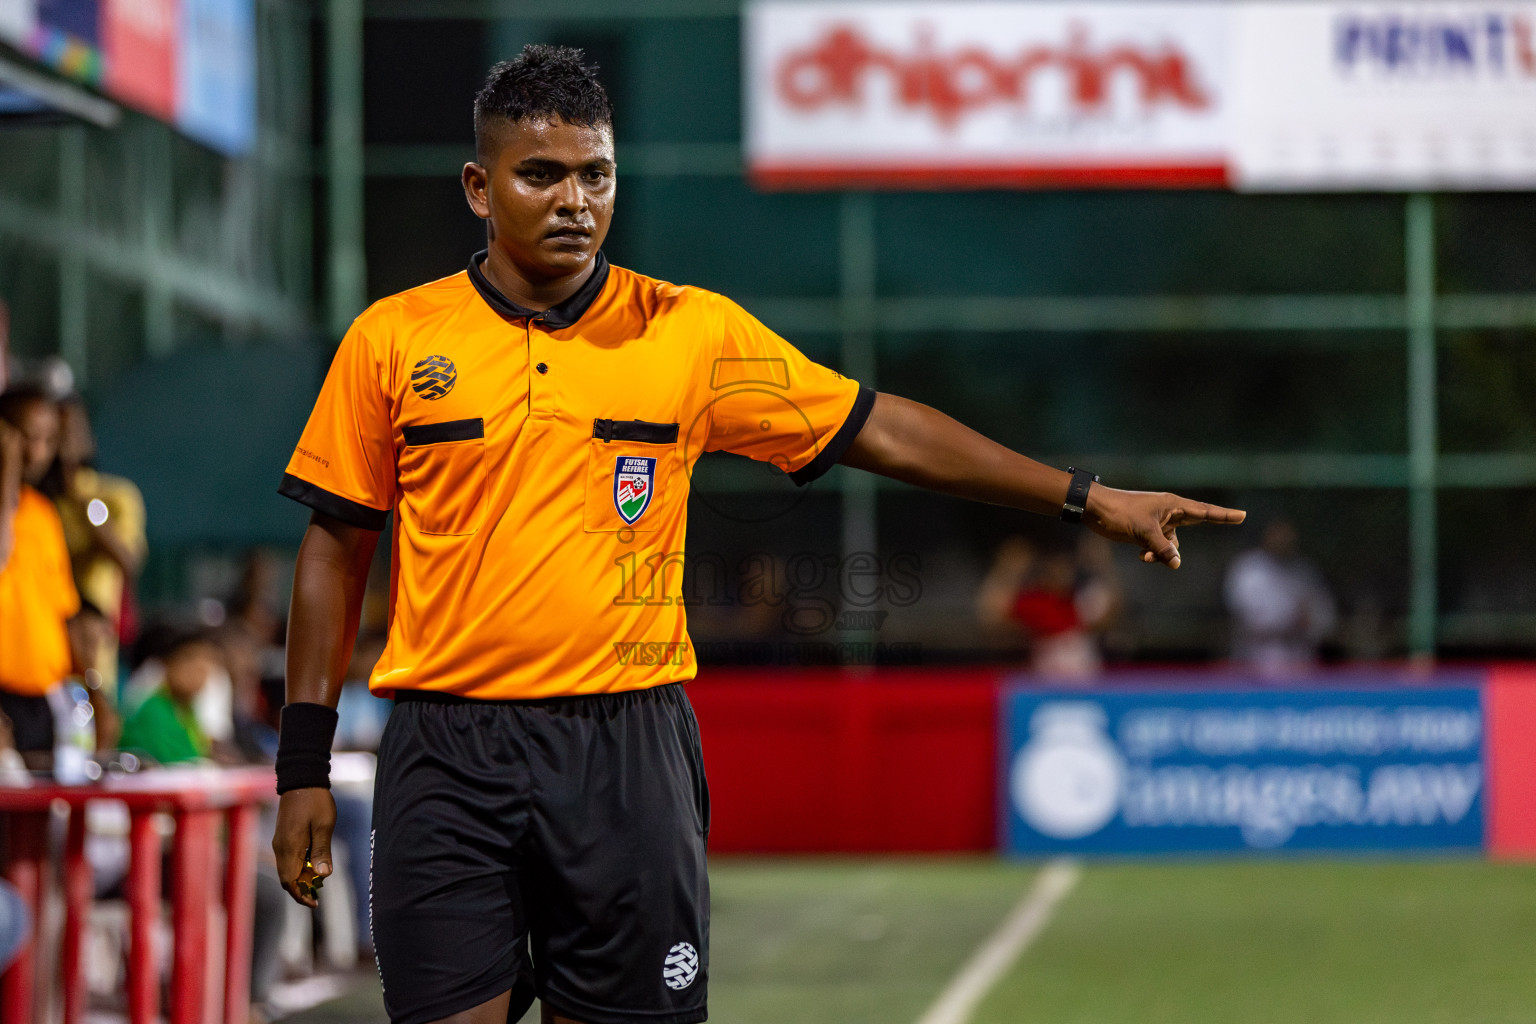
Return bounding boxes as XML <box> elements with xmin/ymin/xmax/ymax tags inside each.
<box><xmin>788</xmin><ymin>386</ymin><xmax>878</xmax><ymax>487</ymax></box>
<box><xmin>278</xmin><ymin>473</ymin><xmax>389</xmax><ymax>531</ymax></box>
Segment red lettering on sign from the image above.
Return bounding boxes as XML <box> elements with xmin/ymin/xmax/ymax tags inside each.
<box><xmin>776</xmin><ymin>23</ymin><xmax>1212</xmax><ymax>129</ymax></box>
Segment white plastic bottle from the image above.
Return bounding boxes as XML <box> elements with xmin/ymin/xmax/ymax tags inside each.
<box><xmin>52</xmin><ymin>682</ymin><xmax>97</xmax><ymax>785</ymax></box>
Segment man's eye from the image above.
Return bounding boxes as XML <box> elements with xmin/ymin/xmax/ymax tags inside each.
<box><xmin>583</xmin><ymin>170</ymin><xmax>608</xmax><ymax>182</ymax></box>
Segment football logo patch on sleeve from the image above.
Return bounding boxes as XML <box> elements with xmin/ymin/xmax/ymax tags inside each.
<box><xmin>614</xmin><ymin>456</ymin><xmax>656</xmax><ymax>525</ymax></box>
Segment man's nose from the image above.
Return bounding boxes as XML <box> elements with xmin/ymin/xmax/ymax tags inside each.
<box><xmin>554</xmin><ymin>174</ymin><xmax>586</xmax><ymax>216</ymax></box>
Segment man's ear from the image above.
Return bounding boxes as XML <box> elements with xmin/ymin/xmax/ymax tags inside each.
<box><xmin>462</xmin><ymin>162</ymin><xmax>491</xmax><ymax>221</ymax></box>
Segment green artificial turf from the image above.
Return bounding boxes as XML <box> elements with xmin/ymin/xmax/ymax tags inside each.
<box><xmin>974</xmin><ymin>860</ymin><xmax>1536</xmax><ymax>1024</ymax></box>
<box><xmin>708</xmin><ymin>857</ymin><xmax>1037</xmax><ymax>1024</ymax></box>
<box><xmin>286</xmin><ymin>858</ymin><xmax>1536</xmax><ymax>1024</ymax></box>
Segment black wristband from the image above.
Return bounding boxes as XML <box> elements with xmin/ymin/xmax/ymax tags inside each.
<box><xmin>275</xmin><ymin>702</ymin><xmax>339</xmax><ymax>794</ymax></box>
<box><xmin>1060</xmin><ymin>466</ymin><xmax>1099</xmax><ymax>524</ymax></box>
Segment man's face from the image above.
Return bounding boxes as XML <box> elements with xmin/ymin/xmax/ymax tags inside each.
<box><xmin>15</xmin><ymin>399</ymin><xmax>60</xmax><ymax>484</ymax></box>
<box><xmin>463</xmin><ymin>116</ymin><xmax>616</xmax><ymax>284</ymax></box>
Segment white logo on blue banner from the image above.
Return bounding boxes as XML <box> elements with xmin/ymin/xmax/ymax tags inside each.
<box><xmin>1011</xmin><ymin>703</ymin><xmax>1124</xmax><ymax>840</ymax></box>
<box><xmin>1002</xmin><ymin>682</ymin><xmax>1486</xmax><ymax>854</ymax></box>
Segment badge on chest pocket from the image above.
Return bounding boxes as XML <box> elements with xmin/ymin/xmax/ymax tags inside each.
<box><xmin>614</xmin><ymin>456</ymin><xmax>656</xmax><ymax>525</ymax></box>
<box><xmin>585</xmin><ymin>419</ymin><xmax>681</xmax><ymax>534</ymax></box>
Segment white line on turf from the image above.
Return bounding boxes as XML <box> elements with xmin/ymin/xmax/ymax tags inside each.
<box><xmin>914</xmin><ymin>858</ymin><xmax>1082</xmax><ymax>1024</ymax></box>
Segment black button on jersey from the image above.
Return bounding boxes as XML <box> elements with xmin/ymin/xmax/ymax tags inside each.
<box><xmin>536</xmin><ymin>363</ymin><xmax>549</xmax><ymax>375</ymax></box>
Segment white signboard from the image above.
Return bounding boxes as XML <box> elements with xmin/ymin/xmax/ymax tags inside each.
<box><xmin>746</xmin><ymin>0</ymin><xmax>1536</xmax><ymax>191</ymax></box>
<box><xmin>1230</xmin><ymin>3</ymin><xmax>1536</xmax><ymax>189</ymax></box>
<box><xmin>746</xmin><ymin>1</ymin><xmax>1231</xmax><ymax>188</ymax></box>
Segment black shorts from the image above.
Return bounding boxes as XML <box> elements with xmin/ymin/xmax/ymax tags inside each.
<box><xmin>0</xmin><ymin>691</ymin><xmax>54</xmax><ymax>754</ymax></box>
<box><xmin>370</xmin><ymin>683</ymin><xmax>710</xmax><ymax>1024</ymax></box>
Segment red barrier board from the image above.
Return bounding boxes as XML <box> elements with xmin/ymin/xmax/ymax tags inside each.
<box><xmin>688</xmin><ymin>668</ymin><xmax>1002</xmax><ymax>852</ymax></box>
<box><xmin>1486</xmin><ymin>666</ymin><xmax>1536</xmax><ymax>859</ymax></box>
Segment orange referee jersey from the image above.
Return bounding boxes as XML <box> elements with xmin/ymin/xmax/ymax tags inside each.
<box><xmin>281</xmin><ymin>251</ymin><xmax>872</xmax><ymax>700</ymax></box>
<box><xmin>0</xmin><ymin>485</ymin><xmax>80</xmax><ymax>696</ymax></box>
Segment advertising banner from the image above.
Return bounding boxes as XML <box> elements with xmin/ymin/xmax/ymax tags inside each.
<box><xmin>1230</xmin><ymin>3</ymin><xmax>1536</xmax><ymax>189</ymax></box>
<box><xmin>102</xmin><ymin>0</ymin><xmax>176</xmax><ymax>122</ymax></box>
<box><xmin>0</xmin><ymin>0</ymin><xmax>251</xmax><ymax>155</ymax></box>
<box><xmin>745</xmin><ymin>1</ymin><xmax>1231</xmax><ymax>188</ymax></box>
<box><xmin>176</xmin><ymin>0</ymin><xmax>253</xmax><ymax>155</ymax></box>
<box><xmin>28</xmin><ymin>0</ymin><xmax>99</xmax><ymax>81</ymax></box>
<box><xmin>747</xmin><ymin>0</ymin><xmax>1536</xmax><ymax>191</ymax></box>
<box><xmin>1002</xmin><ymin>685</ymin><xmax>1486</xmax><ymax>854</ymax></box>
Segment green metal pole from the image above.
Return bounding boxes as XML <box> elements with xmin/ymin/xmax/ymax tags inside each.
<box><xmin>839</xmin><ymin>192</ymin><xmax>878</xmax><ymax>663</ymax></box>
<box><xmin>326</xmin><ymin>0</ymin><xmax>365</xmax><ymax>337</ymax></box>
<box><xmin>143</xmin><ymin>122</ymin><xmax>175</xmax><ymax>356</ymax></box>
<box><xmin>58</xmin><ymin>126</ymin><xmax>87</xmax><ymax>386</ymax></box>
<box><xmin>1406</xmin><ymin>193</ymin><xmax>1437</xmax><ymax>658</ymax></box>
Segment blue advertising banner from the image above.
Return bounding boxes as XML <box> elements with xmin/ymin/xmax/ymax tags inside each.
<box><xmin>177</xmin><ymin>0</ymin><xmax>254</xmax><ymax>156</ymax></box>
<box><xmin>1002</xmin><ymin>684</ymin><xmax>1485</xmax><ymax>855</ymax></box>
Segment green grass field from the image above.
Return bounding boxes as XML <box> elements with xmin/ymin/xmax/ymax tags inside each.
<box><xmin>291</xmin><ymin>857</ymin><xmax>1536</xmax><ymax>1024</ymax></box>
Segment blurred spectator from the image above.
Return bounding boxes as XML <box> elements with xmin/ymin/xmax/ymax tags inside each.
<box><xmin>1225</xmin><ymin>520</ymin><xmax>1337</xmax><ymax>678</ymax></box>
<box><xmin>0</xmin><ymin>384</ymin><xmax>79</xmax><ymax>764</ymax></box>
<box><xmin>104</xmin><ymin>621</ymin><xmax>287</xmax><ymax>1013</ymax></box>
<box><xmin>220</xmin><ymin>624</ymin><xmax>279</xmax><ymax>762</ymax></box>
<box><xmin>123</xmin><ymin>617</ymin><xmax>236</xmax><ymax>752</ymax></box>
<box><xmin>227</xmin><ymin>549</ymin><xmax>288</xmax><ymax>698</ymax></box>
<box><xmin>66</xmin><ymin>600</ymin><xmax>122</xmax><ymax>751</ymax></box>
<box><xmin>978</xmin><ymin>535</ymin><xmax>1121</xmax><ymax>679</ymax></box>
<box><xmin>0</xmin><ymin>879</ymin><xmax>30</xmax><ymax>972</ymax></box>
<box><xmin>42</xmin><ymin>395</ymin><xmax>147</xmax><ymax>696</ymax></box>
<box><xmin>230</xmin><ymin>549</ymin><xmax>284</xmax><ymax>648</ymax></box>
<box><xmin>118</xmin><ymin>629</ymin><xmax>222</xmax><ymax>764</ymax></box>
<box><xmin>0</xmin><ymin>711</ymin><xmax>29</xmax><ymax>784</ymax></box>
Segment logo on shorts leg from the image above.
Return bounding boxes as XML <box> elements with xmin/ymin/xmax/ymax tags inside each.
<box><xmin>662</xmin><ymin>941</ymin><xmax>699</xmax><ymax>990</ymax></box>
<box><xmin>410</xmin><ymin>355</ymin><xmax>457</xmax><ymax>400</ymax></box>
<box><xmin>614</xmin><ymin>456</ymin><xmax>657</xmax><ymax>525</ymax></box>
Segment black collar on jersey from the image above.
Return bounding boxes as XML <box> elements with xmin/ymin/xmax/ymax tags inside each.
<box><xmin>468</xmin><ymin>249</ymin><xmax>610</xmax><ymax>329</ymax></box>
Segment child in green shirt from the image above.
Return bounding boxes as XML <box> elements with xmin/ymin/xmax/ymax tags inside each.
<box><xmin>119</xmin><ymin>631</ymin><xmax>221</xmax><ymax>764</ymax></box>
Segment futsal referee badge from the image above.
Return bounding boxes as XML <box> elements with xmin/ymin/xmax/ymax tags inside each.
<box><xmin>614</xmin><ymin>457</ymin><xmax>656</xmax><ymax>525</ymax></box>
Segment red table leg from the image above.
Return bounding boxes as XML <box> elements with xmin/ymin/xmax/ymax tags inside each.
<box><xmin>222</xmin><ymin>804</ymin><xmax>257</xmax><ymax>1024</ymax></box>
<box><xmin>126</xmin><ymin>810</ymin><xmax>161</xmax><ymax>1024</ymax></box>
<box><xmin>60</xmin><ymin>808</ymin><xmax>91</xmax><ymax>1024</ymax></box>
<box><xmin>170</xmin><ymin>809</ymin><xmax>216</xmax><ymax>1024</ymax></box>
<box><xmin>1</xmin><ymin>811</ymin><xmax>47</xmax><ymax>1024</ymax></box>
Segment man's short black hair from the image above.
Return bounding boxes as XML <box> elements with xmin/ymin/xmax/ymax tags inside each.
<box><xmin>474</xmin><ymin>44</ymin><xmax>613</xmax><ymax>160</ymax></box>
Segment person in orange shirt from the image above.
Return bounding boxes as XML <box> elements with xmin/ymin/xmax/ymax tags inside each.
<box><xmin>46</xmin><ymin>394</ymin><xmax>148</xmax><ymax>697</ymax></box>
<box><xmin>271</xmin><ymin>47</ymin><xmax>1244</xmax><ymax>1024</ymax></box>
<box><xmin>0</xmin><ymin>384</ymin><xmax>80</xmax><ymax>762</ymax></box>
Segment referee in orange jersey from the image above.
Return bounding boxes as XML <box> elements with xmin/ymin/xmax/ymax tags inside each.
<box><xmin>272</xmin><ymin>45</ymin><xmax>1244</xmax><ymax>1024</ymax></box>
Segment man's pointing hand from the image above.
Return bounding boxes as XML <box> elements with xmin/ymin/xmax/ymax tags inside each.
<box><xmin>1084</xmin><ymin>487</ymin><xmax>1247</xmax><ymax>570</ymax></box>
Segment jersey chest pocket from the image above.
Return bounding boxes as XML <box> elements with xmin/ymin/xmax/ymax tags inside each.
<box><xmin>584</xmin><ymin>419</ymin><xmax>682</xmax><ymax>533</ymax></box>
<box><xmin>399</xmin><ymin>418</ymin><xmax>486</xmax><ymax>536</ymax></box>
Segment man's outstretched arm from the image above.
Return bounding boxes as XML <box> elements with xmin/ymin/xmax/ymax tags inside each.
<box><xmin>839</xmin><ymin>392</ymin><xmax>1245</xmax><ymax>568</ymax></box>
<box><xmin>272</xmin><ymin>510</ymin><xmax>380</xmax><ymax>906</ymax></box>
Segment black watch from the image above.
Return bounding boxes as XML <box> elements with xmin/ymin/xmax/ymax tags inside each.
<box><xmin>1060</xmin><ymin>466</ymin><xmax>1099</xmax><ymax>524</ymax></box>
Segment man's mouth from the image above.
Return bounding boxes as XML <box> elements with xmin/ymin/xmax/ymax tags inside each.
<box><xmin>546</xmin><ymin>225</ymin><xmax>592</xmax><ymax>243</ymax></box>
